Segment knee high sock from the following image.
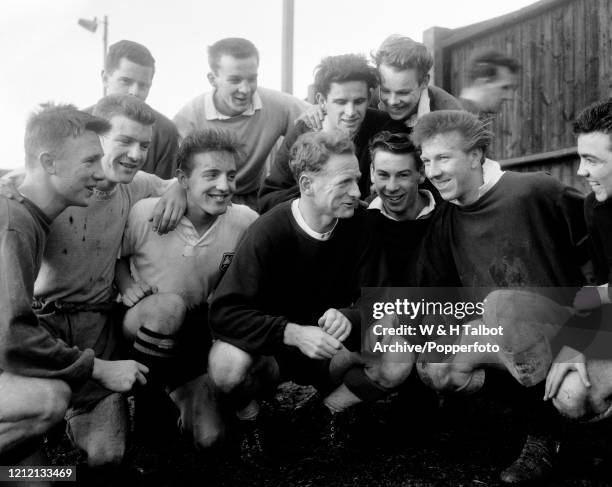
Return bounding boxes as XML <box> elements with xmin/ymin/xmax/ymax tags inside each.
<box><xmin>132</xmin><ymin>326</ymin><xmax>178</xmax><ymax>388</ymax></box>
<box><xmin>341</xmin><ymin>366</ymin><xmax>391</xmax><ymax>404</ymax></box>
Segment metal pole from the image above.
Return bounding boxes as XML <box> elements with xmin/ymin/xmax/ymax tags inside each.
<box><xmin>281</xmin><ymin>0</ymin><xmax>294</xmax><ymax>94</ymax></box>
<box><xmin>102</xmin><ymin>15</ymin><xmax>109</xmax><ymax>97</ymax></box>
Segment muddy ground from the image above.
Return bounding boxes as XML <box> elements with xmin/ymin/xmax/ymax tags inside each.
<box><xmin>44</xmin><ymin>378</ymin><xmax>612</xmax><ymax>487</ymax></box>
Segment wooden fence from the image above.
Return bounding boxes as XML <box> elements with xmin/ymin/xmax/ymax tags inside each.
<box><xmin>424</xmin><ymin>0</ymin><xmax>612</xmax><ymax>192</ymax></box>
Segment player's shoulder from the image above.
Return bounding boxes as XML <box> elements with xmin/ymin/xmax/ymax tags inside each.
<box><xmin>505</xmin><ymin>170</ymin><xmax>560</xmax><ymax>187</ymax></box>
<box><xmin>245</xmin><ymin>200</ymin><xmax>291</xmax><ymax>236</ymax></box>
<box><xmin>174</xmin><ymin>92</ymin><xmax>207</xmax><ymax>120</ymax></box>
<box><xmin>0</xmin><ymin>195</ymin><xmax>26</xmax><ymax>230</ymax></box>
<box><xmin>258</xmin><ymin>87</ymin><xmax>308</xmax><ymax>112</ymax></box>
<box><xmin>500</xmin><ymin>170</ymin><xmax>566</xmax><ymax>196</ymax></box>
<box><xmin>125</xmin><ymin>170</ymin><xmax>162</xmax><ymax>192</ymax></box>
<box><xmin>224</xmin><ymin>203</ymin><xmax>259</xmax><ymax>228</ymax></box>
<box><xmin>0</xmin><ymin>196</ymin><xmax>49</xmax><ymax>240</ymax></box>
<box><xmin>129</xmin><ymin>197</ymin><xmax>160</xmax><ymax>220</ymax></box>
<box><xmin>179</xmin><ymin>92</ymin><xmax>207</xmax><ymax>111</ymax></box>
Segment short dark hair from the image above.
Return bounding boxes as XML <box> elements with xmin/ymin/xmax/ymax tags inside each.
<box><xmin>313</xmin><ymin>54</ymin><xmax>378</xmax><ymax>98</ymax></box>
<box><xmin>467</xmin><ymin>50</ymin><xmax>520</xmax><ymax>82</ymax></box>
<box><xmin>372</xmin><ymin>35</ymin><xmax>433</xmax><ymax>84</ymax></box>
<box><xmin>573</xmin><ymin>99</ymin><xmax>612</xmax><ymax>141</ymax></box>
<box><xmin>411</xmin><ymin>110</ymin><xmax>493</xmax><ymax>160</ymax></box>
<box><xmin>369</xmin><ymin>131</ymin><xmax>422</xmax><ymax>170</ymax></box>
<box><xmin>92</xmin><ymin>94</ymin><xmax>156</xmax><ymax>126</ymax></box>
<box><xmin>177</xmin><ymin>128</ymin><xmax>244</xmax><ymax>177</ymax></box>
<box><xmin>208</xmin><ymin>38</ymin><xmax>259</xmax><ymax>73</ymax></box>
<box><xmin>24</xmin><ymin>103</ymin><xmax>110</xmax><ymax>168</ymax></box>
<box><xmin>289</xmin><ymin>130</ymin><xmax>355</xmax><ymax>180</ymax></box>
<box><xmin>105</xmin><ymin>40</ymin><xmax>155</xmax><ymax>74</ymax></box>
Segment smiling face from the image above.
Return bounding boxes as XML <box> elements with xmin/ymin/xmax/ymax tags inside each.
<box><xmin>52</xmin><ymin>132</ymin><xmax>106</xmax><ymax>206</ymax></box>
<box><xmin>378</xmin><ymin>64</ymin><xmax>427</xmax><ymax>121</ymax></box>
<box><xmin>420</xmin><ymin>131</ymin><xmax>483</xmax><ymax>205</ymax></box>
<box><xmin>103</xmin><ymin>58</ymin><xmax>154</xmax><ymax>101</ymax></box>
<box><xmin>318</xmin><ymin>81</ymin><xmax>369</xmax><ymax>137</ymax></box>
<box><xmin>99</xmin><ymin>115</ymin><xmax>152</xmax><ymax>184</ymax></box>
<box><xmin>577</xmin><ymin>131</ymin><xmax>612</xmax><ymax>202</ymax></box>
<box><xmin>308</xmin><ymin>153</ymin><xmax>361</xmax><ymax>220</ymax></box>
<box><xmin>209</xmin><ymin>55</ymin><xmax>259</xmax><ymax>117</ymax></box>
<box><xmin>370</xmin><ymin>150</ymin><xmax>424</xmax><ymax>220</ymax></box>
<box><xmin>181</xmin><ymin>150</ymin><xmax>237</xmax><ymax>218</ymax></box>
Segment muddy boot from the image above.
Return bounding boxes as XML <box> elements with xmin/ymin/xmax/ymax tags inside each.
<box><xmin>500</xmin><ymin>434</ymin><xmax>557</xmax><ymax>484</ymax></box>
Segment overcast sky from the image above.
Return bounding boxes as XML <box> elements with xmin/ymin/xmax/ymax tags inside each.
<box><xmin>0</xmin><ymin>0</ymin><xmax>535</xmax><ymax>169</ymax></box>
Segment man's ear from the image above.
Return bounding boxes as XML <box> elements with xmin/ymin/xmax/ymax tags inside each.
<box><xmin>39</xmin><ymin>152</ymin><xmax>56</xmax><ymax>175</ymax></box>
<box><xmin>420</xmin><ymin>73</ymin><xmax>430</xmax><ymax>89</ymax></box>
<box><xmin>370</xmin><ymin>164</ymin><xmax>376</xmax><ymax>184</ymax></box>
<box><xmin>176</xmin><ymin>168</ymin><xmax>189</xmax><ymax>189</ymax></box>
<box><xmin>469</xmin><ymin>148</ymin><xmax>484</xmax><ymax>168</ymax></box>
<box><xmin>315</xmin><ymin>92</ymin><xmax>326</xmax><ymax>107</ymax></box>
<box><xmin>207</xmin><ymin>72</ymin><xmax>216</xmax><ymax>88</ymax></box>
<box><xmin>299</xmin><ymin>173</ymin><xmax>313</xmax><ymax>196</ymax></box>
<box><xmin>418</xmin><ymin>166</ymin><xmax>426</xmax><ymax>184</ymax></box>
<box><xmin>101</xmin><ymin>69</ymin><xmax>109</xmax><ymax>88</ymax></box>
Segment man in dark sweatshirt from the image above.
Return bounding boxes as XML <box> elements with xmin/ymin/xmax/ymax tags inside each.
<box><xmin>411</xmin><ymin>110</ymin><xmax>588</xmax><ymax>485</ymax></box>
<box><xmin>210</xmin><ymin>130</ymin><xmax>411</xmax><ymax>456</ymax></box>
<box><xmin>546</xmin><ymin>99</ymin><xmax>612</xmax><ymax>423</ymax></box>
<box><xmin>0</xmin><ymin>104</ymin><xmax>148</xmax><ymax>468</ymax></box>
<box><xmin>367</xmin><ymin>131</ymin><xmax>436</xmax><ymax>286</ymax></box>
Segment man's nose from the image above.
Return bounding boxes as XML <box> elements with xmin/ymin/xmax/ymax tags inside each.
<box><xmin>237</xmin><ymin>80</ymin><xmax>251</xmax><ymax>94</ymax></box>
<box><xmin>425</xmin><ymin>161</ymin><xmax>441</xmax><ymax>179</ymax></box>
<box><xmin>577</xmin><ymin>159</ymin><xmax>589</xmax><ymax>178</ymax></box>
<box><xmin>128</xmin><ymin>143</ymin><xmax>145</xmax><ymax>160</ymax></box>
<box><xmin>215</xmin><ymin>174</ymin><xmax>230</xmax><ymax>191</ymax></box>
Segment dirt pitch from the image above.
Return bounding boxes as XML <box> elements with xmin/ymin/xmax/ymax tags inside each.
<box><xmin>45</xmin><ymin>381</ymin><xmax>612</xmax><ymax>487</ymax></box>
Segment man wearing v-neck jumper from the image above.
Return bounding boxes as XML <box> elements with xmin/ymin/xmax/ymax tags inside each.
<box><xmin>116</xmin><ymin>129</ymin><xmax>257</xmax><ymax>450</ymax></box>
<box><xmin>173</xmin><ymin>37</ymin><xmax>309</xmax><ymax>210</ymax></box>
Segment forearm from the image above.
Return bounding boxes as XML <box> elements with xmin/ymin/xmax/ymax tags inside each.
<box><xmin>283</xmin><ymin>322</ymin><xmax>302</xmax><ymax>347</ymax></box>
<box><xmin>210</xmin><ymin>299</ymin><xmax>289</xmax><ymax>355</ymax></box>
<box><xmin>0</xmin><ymin>312</ymin><xmax>95</xmax><ymax>387</ymax></box>
<box><xmin>0</xmin><ymin>231</ymin><xmax>95</xmax><ymax>386</ymax></box>
<box><xmin>114</xmin><ymin>258</ymin><xmax>135</xmax><ymax>295</ymax></box>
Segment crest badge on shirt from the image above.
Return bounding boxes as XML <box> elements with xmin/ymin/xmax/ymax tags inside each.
<box><xmin>219</xmin><ymin>252</ymin><xmax>235</xmax><ymax>273</ymax></box>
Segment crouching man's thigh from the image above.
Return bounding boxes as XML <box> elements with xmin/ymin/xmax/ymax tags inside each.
<box><xmin>0</xmin><ymin>372</ymin><xmax>71</xmax><ymax>454</ymax></box>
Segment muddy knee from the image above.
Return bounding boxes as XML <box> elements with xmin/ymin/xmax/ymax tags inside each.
<box><xmin>208</xmin><ymin>341</ymin><xmax>254</xmax><ymax>394</ymax></box>
<box><xmin>368</xmin><ymin>361</ymin><xmax>413</xmax><ymax>390</ymax></box>
<box><xmin>416</xmin><ymin>361</ymin><xmax>454</xmax><ymax>391</ymax></box>
<box><xmin>193</xmin><ymin>426</ymin><xmax>224</xmax><ymax>451</ymax></box>
<box><xmin>417</xmin><ymin>361</ymin><xmax>484</xmax><ymax>393</ymax></box>
<box><xmin>552</xmin><ymin>371</ymin><xmax>589</xmax><ymax>420</ymax></box>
